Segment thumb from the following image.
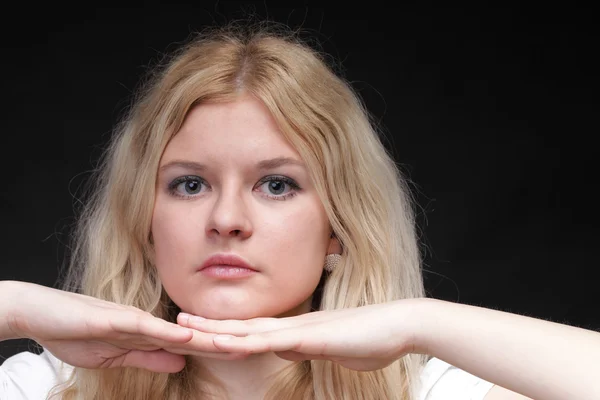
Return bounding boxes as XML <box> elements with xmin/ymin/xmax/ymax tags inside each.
<box><xmin>121</xmin><ymin>349</ymin><xmax>186</xmax><ymax>373</ymax></box>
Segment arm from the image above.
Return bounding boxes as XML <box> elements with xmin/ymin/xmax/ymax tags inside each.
<box><xmin>174</xmin><ymin>296</ymin><xmax>600</xmax><ymax>399</ymax></box>
<box><xmin>414</xmin><ymin>298</ymin><xmax>600</xmax><ymax>400</ymax></box>
<box><xmin>0</xmin><ymin>280</ymin><xmax>204</xmax><ymax>373</ymax></box>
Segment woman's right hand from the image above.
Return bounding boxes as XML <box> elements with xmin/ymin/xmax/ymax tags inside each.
<box><xmin>3</xmin><ymin>281</ymin><xmax>235</xmax><ymax>373</ymax></box>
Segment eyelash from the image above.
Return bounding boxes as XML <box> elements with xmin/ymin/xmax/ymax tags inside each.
<box><xmin>166</xmin><ymin>175</ymin><xmax>301</xmax><ymax>201</ymax></box>
<box><xmin>257</xmin><ymin>176</ymin><xmax>301</xmax><ymax>200</ymax></box>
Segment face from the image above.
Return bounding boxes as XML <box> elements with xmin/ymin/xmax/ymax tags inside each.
<box><xmin>151</xmin><ymin>94</ymin><xmax>332</xmax><ymax>320</ymax></box>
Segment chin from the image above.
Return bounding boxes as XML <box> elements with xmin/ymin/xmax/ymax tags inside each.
<box><xmin>179</xmin><ymin>296</ymin><xmax>313</xmax><ymax>320</ymax></box>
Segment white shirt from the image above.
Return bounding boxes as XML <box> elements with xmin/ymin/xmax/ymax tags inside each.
<box><xmin>0</xmin><ymin>350</ymin><xmax>494</xmax><ymax>399</ymax></box>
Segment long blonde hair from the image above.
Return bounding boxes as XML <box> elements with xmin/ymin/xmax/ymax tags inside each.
<box><xmin>51</xmin><ymin>22</ymin><xmax>427</xmax><ymax>400</ymax></box>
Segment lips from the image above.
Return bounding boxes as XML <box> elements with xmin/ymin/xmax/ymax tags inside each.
<box><xmin>199</xmin><ymin>253</ymin><xmax>257</xmax><ymax>272</ymax></box>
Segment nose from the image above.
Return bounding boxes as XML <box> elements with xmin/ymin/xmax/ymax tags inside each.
<box><xmin>205</xmin><ymin>187</ymin><xmax>253</xmax><ymax>239</ymax></box>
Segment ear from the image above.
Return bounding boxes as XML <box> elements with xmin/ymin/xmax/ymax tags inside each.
<box><xmin>327</xmin><ymin>234</ymin><xmax>342</xmax><ymax>255</ymax></box>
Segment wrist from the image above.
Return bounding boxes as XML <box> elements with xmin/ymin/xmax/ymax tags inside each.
<box><xmin>404</xmin><ymin>297</ymin><xmax>446</xmax><ymax>356</ymax></box>
<box><xmin>0</xmin><ymin>280</ymin><xmax>30</xmax><ymax>341</ymax></box>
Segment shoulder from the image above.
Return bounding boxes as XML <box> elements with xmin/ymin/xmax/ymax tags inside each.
<box><xmin>1</xmin><ymin>349</ymin><xmax>73</xmax><ymax>399</ymax></box>
<box><xmin>418</xmin><ymin>356</ymin><xmax>495</xmax><ymax>400</ymax></box>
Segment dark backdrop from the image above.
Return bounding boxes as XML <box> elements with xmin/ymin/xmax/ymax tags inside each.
<box><xmin>1</xmin><ymin>3</ymin><xmax>598</xmax><ymax>362</ymax></box>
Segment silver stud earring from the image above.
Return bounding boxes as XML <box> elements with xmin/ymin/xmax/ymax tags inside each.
<box><xmin>324</xmin><ymin>254</ymin><xmax>342</xmax><ymax>272</ymax></box>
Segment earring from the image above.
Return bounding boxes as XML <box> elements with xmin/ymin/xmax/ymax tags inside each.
<box><xmin>324</xmin><ymin>253</ymin><xmax>342</xmax><ymax>272</ymax></box>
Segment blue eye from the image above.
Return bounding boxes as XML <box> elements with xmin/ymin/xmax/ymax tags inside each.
<box><xmin>168</xmin><ymin>176</ymin><xmax>207</xmax><ymax>198</ymax></box>
<box><xmin>166</xmin><ymin>175</ymin><xmax>301</xmax><ymax>201</ymax></box>
<box><xmin>264</xmin><ymin>180</ymin><xmax>287</xmax><ymax>195</ymax></box>
<box><xmin>256</xmin><ymin>176</ymin><xmax>301</xmax><ymax>200</ymax></box>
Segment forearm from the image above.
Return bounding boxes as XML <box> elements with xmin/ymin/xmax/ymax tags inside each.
<box><xmin>412</xmin><ymin>298</ymin><xmax>600</xmax><ymax>400</ymax></box>
<box><xmin>0</xmin><ymin>281</ymin><xmax>27</xmax><ymax>341</ymax></box>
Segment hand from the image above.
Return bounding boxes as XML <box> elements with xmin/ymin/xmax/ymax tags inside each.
<box><xmin>177</xmin><ymin>299</ymin><xmax>422</xmax><ymax>371</ymax></box>
<box><xmin>6</xmin><ymin>282</ymin><xmax>239</xmax><ymax>373</ymax></box>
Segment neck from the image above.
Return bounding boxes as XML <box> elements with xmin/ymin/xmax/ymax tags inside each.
<box><xmin>192</xmin><ymin>352</ymin><xmax>294</xmax><ymax>399</ymax></box>
<box><xmin>188</xmin><ymin>296</ymin><xmax>316</xmax><ymax>399</ymax></box>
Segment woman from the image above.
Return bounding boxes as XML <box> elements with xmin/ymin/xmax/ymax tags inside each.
<box><xmin>1</xmin><ymin>23</ymin><xmax>598</xmax><ymax>400</ymax></box>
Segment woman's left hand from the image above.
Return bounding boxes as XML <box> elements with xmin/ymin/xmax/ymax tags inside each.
<box><xmin>176</xmin><ymin>299</ymin><xmax>424</xmax><ymax>371</ymax></box>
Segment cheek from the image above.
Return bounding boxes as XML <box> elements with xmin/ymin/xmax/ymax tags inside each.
<box><xmin>260</xmin><ymin>199</ymin><xmax>330</xmax><ymax>276</ymax></box>
<box><xmin>151</xmin><ymin>198</ymin><xmax>200</xmax><ymax>271</ymax></box>
<box><xmin>271</xmin><ymin>203</ymin><xmax>330</xmax><ymax>312</ymax></box>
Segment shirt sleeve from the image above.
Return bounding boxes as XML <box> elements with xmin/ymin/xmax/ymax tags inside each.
<box><xmin>1</xmin><ymin>350</ymin><xmax>72</xmax><ymax>399</ymax></box>
<box><xmin>419</xmin><ymin>357</ymin><xmax>495</xmax><ymax>400</ymax></box>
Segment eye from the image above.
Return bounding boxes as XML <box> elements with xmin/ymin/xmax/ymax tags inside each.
<box><xmin>265</xmin><ymin>180</ymin><xmax>287</xmax><ymax>195</ymax></box>
<box><xmin>256</xmin><ymin>176</ymin><xmax>301</xmax><ymax>200</ymax></box>
<box><xmin>168</xmin><ymin>176</ymin><xmax>207</xmax><ymax>198</ymax></box>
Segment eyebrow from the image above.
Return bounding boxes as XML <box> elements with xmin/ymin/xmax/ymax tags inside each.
<box><xmin>256</xmin><ymin>156</ymin><xmax>305</xmax><ymax>170</ymax></box>
<box><xmin>159</xmin><ymin>156</ymin><xmax>305</xmax><ymax>172</ymax></box>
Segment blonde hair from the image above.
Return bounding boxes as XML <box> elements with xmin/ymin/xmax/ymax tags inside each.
<box><xmin>51</xmin><ymin>22</ymin><xmax>427</xmax><ymax>400</ymax></box>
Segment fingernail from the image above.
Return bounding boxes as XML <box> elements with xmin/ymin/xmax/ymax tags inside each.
<box><xmin>178</xmin><ymin>313</ymin><xmax>205</xmax><ymax>324</ymax></box>
<box><xmin>178</xmin><ymin>312</ymin><xmax>191</xmax><ymax>323</ymax></box>
<box><xmin>214</xmin><ymin>334</ymin><xmax>234</xmax><ymax>341</ymax></box>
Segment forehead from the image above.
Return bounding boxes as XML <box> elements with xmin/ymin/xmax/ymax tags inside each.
<box><xmin>161</xmin><ymin>95</ymin><xmax>300</xmax><ymax>164</ymax></box>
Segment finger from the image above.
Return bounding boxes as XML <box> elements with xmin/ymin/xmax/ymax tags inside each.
<box><xmin>176</xmin><ymin>311</ymin><xmax>329</xmax><ymax>335</ymax></box>
<box><xmin>210</xmin><ymin>328</ymin><xmax>306</xmax><ymax>354</ymax></box>
<box><xmin>160</xmin><ymin>330</ymin><xmax>240</xmax><ymax>355</ymax></box>
<box><xmin>177</xmin><ymin>314</ymin><xmax>285</xmax><ymax>335</ymax></box>
<box><xmin>120</xmin><ymin>349</ymin><xmax>187</xmax><ymax>373</ymax></box>
<box><xmin>109</xmin><ymin>312</ymin><xmax>194</xmax><ymax>343</ymax></box>
<box><xmin>210</xmin><ymin>323</ymin><xmax>358</xmax><ymax>358</ymax></box>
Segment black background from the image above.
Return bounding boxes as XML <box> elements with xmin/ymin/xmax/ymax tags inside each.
<box><xmin>1</xmin><ymin>3</ymin><xmax>598</xmax><ymax>362</ymax></box>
